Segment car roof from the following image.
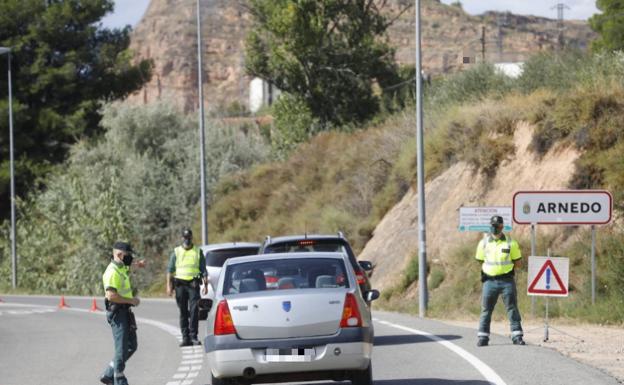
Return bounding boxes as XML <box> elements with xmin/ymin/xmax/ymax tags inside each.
<box><xmin>223</xmin><ymin>251</ymin><xmax>349</xmax><ymax>266</ymax></box>
<box><xmin>263</xmin><ymin>234</ymin><xmax>346</xmax><ymax>245</ymax></box>
<box><xmin>200</xmin><ymin>242</ymin><xmax>261</xmax><ymax>253</ymax></box>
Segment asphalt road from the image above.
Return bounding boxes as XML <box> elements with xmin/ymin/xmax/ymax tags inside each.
<box><xmin>0</xmin><ymin>295</ymin><xmax>618</xmax><ymax>385</ymax></box>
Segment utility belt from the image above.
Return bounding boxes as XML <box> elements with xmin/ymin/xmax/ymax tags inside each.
<box><xmin>481</xmin><ymin>270</ymin><xmax>514</xmax><ymax>282</ymax></box>
<box><xmin>104</xmin><ymin>298</ymin><xmax>131</xmax><ymax>312</ymax></box>
<box><xmin>174</xmin><ymin>277</ymin><xmax>201</xmax><ymax>289</ymax></box>
<box><xmin>104</xmin><ymin>299</ymin><xmax>137</xmax><ymax>330</ymax></box>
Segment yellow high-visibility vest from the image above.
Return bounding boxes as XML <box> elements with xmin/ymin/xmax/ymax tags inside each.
<box><xmin>102</xmin><ymin>262</ymin><xmax>133</xmax><ymax>299</ymax></box>
<box><xmin>475</xmin><ymin>234</ymin><xmax>521</xmax><ymax>276</ymax></box>
<box><xmin>174</xmin><ymin>246</ymin><xmax>201</xmax><ymax>281</ymax></box>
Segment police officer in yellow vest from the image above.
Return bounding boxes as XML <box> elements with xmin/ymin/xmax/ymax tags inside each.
<box><xmin>100</xmin><ymin>242</ymin><xmax>141</xmax><ymax>385</ymax></box>
<box><xmin>475</xmin><ymin>215</ymin><xmax>525</xmax><ymax>347</ymax></box>
<box><xmin>166</xmin><ymin>228</ymin><xmax>208</xmax><ymax>347</ymax></box>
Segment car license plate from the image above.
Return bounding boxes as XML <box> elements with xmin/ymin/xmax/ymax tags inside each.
<box><xmin>265</xmin><ymin>348</ymin><xmax>315</xmax><ymax>362</ymax></box>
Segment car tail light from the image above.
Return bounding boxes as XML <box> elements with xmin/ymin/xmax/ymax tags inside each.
<box><xmin>355</xmin><ymin>271</ymin><xmax>366</xmax><ymax>285</ymax></box>
<box><xmin>265</xmin><ymin>276</ymin><xmax>278</xmax><ymax>284</ymax></box>
<box><xmin>214</xmin><ymin>300</ymin><xmax>237</xmax><ymax>335</ymax></box>
<box><xmin>340</xmin><ymin>293</ymin><xmax>362</xmax><ymax>328</ymax></box>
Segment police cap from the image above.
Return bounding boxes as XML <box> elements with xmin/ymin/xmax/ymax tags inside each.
<box><xmin>113</xmin><ymin>241</ymin><xmax>134</xmax><ymax>254</ymax></box>
<box><xmin>182</xmin><ymin>228</ymin><xmax>193</xmax><ymax>239</ymax></box>
<box><xmin>490</xmin><ymin>215</ymin><xmax>504</xmax><ymax>225</ymax></box>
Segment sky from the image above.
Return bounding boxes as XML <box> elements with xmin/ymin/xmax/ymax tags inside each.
<box><xmin>440</xmin><ymin>0</ymin><xmax>599</xmax><ymax>21</ymax></box>
<box><xmin>99</xmin><ymin>0</ymin><xmax>600</xmax><ymax>30</ymax></box>
<box><xmin>100</xmin><ymin>0</ymin><xmax>151</xmax><ymax>29</ymax></box>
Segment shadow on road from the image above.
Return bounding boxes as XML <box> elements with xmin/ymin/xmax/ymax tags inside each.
<box><xmin>374</xmin><ymin>334</ymin><xmax>461</xmax><ymax>346</ymax></box>
<box><xmin>260</xmin><ymin>380</ymin><xmax>492</xmax><ymax>385</ymax></box>
<box><xmin>373</xmin><ymin>380</ymin><xmax>493</xmax><ymax>384</ymax></box>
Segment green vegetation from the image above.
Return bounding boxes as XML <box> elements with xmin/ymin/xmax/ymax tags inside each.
<box><xmin>208</xmin><ymin>51</ymin><xmax>624</xmax><ymax>323</ymax></box>
<box><xmin>0</xmin><ymin>0</ymin><xmax>152</xmax><ymax>219</ymax></box>
<box><xmin>380</xmin><ymin>229</ymin><xmax>624</xmax><ymax>324</ymax></box>
<box><xmin>245</xmin><ymin>0</ymin><xmax>408</xmax><ymax>148</ymax></box>
<box><xmin>0</xmin><ymin>102</ymin><xmax>268</xmax><ymax>294</ymax></box>
<box><xmin>589</xmin><ymin>0</ymin><xmax>624</xmax><ymax>52</ymax></box>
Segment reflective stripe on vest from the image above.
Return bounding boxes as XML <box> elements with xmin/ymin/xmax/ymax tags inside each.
<box><xmin>481</xmin><ymin>235</ymin><xmax>514</xmax><ymax>276</ymax></box>
<box><xmin>104</xmin><ymin>263</ymin><xmax>133</xmax><ymax>299</ymax></box>
<box><xmin>174</xmin><ymin>246</ymin><xmax>200</xmax><ymax>281</ymax></box>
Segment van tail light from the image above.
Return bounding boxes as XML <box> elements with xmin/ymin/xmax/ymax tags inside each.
<box><xmin>214</xmin><ymin>300</ymin><xmax>237</xmax><ymax>335</ymax></box>
<box><xmin>356</xmin><ymin>271</ymin><xmax>366</xmax><ymax>285</ymax></box>
<box><xmin>340</xmin><ymin>293</ymin><xmax>362</xmax><ymax>328</ymax></box>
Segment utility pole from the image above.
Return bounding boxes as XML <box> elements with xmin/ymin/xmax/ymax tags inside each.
<box><xmin>196</xmin><ymin>0</ymin><xmax>208</xmax><ymax>245</ymax></box>
<box><xmin>552</xmin><ymin>3</ymin><xmax>570</xmax><ymax>50</ymax></box>
<box><xmin>480</xmin><ymin>25</ymin><xmax>486</xmax><ymax>63</ymax></box>
<box><xmin>0</xmin><ymin>47</ymin><xmax>16</xmax><ymax>288</ymax></box>
<box><xmin>415</xmin><ymin>0</ymin><xmax>428</xmax><ymax>318</ymax></box>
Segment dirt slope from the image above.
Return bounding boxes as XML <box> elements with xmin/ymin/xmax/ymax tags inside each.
<box><xmin>359</xmin><ymin>121</ymin><xmax>580</xmax><ymax>290</ymax></box>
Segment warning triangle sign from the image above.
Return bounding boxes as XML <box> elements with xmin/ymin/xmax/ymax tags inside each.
<box><xmin>528</xmin><ymin>260</ymin><xmax>567</xmax><ymax>295</ymax></box>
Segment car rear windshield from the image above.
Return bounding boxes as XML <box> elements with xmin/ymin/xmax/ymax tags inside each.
<box><xmin>223</xmin><ymin>258</ymin><xmax>350</xmax><ymax>295</ymax></box>
<box><xmin>264</xmin><ymin>239</ymin><xmax>350</xmax><ymax>254</ymax></box>
<box><xmin>205</xmin><ymin>248</ymin><xmax>259</xmax><ymax>267</ymax></box>
<box><xmin>263</xmin><ymin>239</ymin><xmax>358</xmax><ymax>269</ymax></box>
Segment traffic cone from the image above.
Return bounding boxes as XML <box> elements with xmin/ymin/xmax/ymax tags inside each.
<box><xmin>89</xmin><ymin>298</ymin><xmax>102</xmax><ymax>312</ymax></box>
<box><xmin>58</xmin><ymin>296</ymin><xmax>70</xmax><ymax>309</ymax></box>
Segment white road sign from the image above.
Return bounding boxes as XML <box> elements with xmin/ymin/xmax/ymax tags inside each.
<box><xmin>458</xmin><ymin>206</ymin><xmax>512</xmax><ymax>232</ymax></box>
<box><xmin>527</xmin><ymin>256</ymin><xmax>569</xmax><ymax>297</ymax></box>
<box><xmin>513</xmin><ymin>190</ymin><xmax>612</xmax><ymax>225</ymax></box>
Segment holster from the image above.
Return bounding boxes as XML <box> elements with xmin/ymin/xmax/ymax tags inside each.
<box><xmin>128</xmin><ymin>309</ymin><xmax>137</xmax><ymax>331</ymax></box>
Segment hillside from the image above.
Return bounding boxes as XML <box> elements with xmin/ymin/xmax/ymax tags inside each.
<box><xmin>205</xmin><ymin>52</ymin><xmax>624</xmax><ymax>324</ymax></box>
<box><xmin>361</xmin><ymin>121</ymin><xmax>580</xmax><ymax>293</ymax></box>
<box><xmin>126</xmin><ymin>0</ymin><xmax>594</xmax><ymax>112</ymax></box>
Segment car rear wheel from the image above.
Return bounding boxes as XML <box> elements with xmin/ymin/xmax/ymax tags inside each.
<box><xmin>351</xmin><ymin>362</ymin><xmax>373</xmax><ymax>385</ymax></box>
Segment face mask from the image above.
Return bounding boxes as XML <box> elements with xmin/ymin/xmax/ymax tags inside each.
<box><xmin>491</xmin><ymin>225</ymin><xmax>502</xmax><ymax>235</ymax></box>
<box><xmin>183</xmin><ymin>239</ymin><xmax>192</xmax><ymax>248</ymax></box>
<box><xmin>123</xmin><ymin>254</ymin><xmax>134</xmax><ymax>266</ymax></box>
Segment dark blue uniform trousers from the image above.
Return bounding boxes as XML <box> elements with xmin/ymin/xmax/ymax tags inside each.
<box><xmin>102</xmin><ymin>308</ymin><xmax>137</xmax><ymax>385</ymax></box>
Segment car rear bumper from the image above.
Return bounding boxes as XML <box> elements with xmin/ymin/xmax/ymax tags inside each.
<box><xmin>205</xmin><ymin>327</ymin><xmax>373</xmax><ymax>379</ymax></box>
<box><xmin>207</xmin><ymin>341</ymin><xmax>372</xmax><ymax>379</ymax></box>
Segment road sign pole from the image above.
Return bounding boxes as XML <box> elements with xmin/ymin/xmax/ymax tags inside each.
<box><xmin>591</xmin><ymin>224</ymin><xmax>596</xmax><ymax>305</ymax></box>
<box><xmin>543</xmin><ymin>248</ymin><xmax>551</xmax><ymax>342</ymax></box>
<box><xmin>531</xmin><ymin>223</ymin><xmax>536</xmax><ymax>316</ymax></box>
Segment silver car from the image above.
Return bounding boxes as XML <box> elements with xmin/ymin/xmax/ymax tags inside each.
<box><xmin>205</xmin><ymin>252</ymin><xmax>379</xmax><ymax>385</ymax></box>
<box><xmin>199</xmin><ymin>242</ymin><xmax>261</xmax><ymax>320</ymax></box>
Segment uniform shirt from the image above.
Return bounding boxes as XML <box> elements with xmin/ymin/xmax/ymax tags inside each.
<box><xmin>475</xmin><ymin>234</ymin><xmax>522</xmax><ymax>276</ymax></box>
<box><xmin>103</xmin><ymin>260</ymin><xmax>133</xmax><ymax>299</ymax></box>
<box><xmin>167</xmin><ymin>247</ymin><xmax>207</xmax><ymax>277</ymax></box>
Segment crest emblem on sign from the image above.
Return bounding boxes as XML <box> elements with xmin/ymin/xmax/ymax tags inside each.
<box><xmin>282</xmin><ymin>301</ymin><xmax>292</xmax><ymax>312</ymax></box>
<box><xmin>523</xmin><ymin>202</ymin><xmax>531</xmax><ymax>214</ymax></box>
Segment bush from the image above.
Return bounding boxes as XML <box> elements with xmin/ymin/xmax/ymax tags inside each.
<box><xmin>429</xmin><ymin>268</ymin><xmax>446</xmax><ymax>290</ymax></box>
<box><xmin>0</xmin><ymin>102</ymin><xmax>268</xmax><ymax>293</ymax></box>
<box><xmin>270</xmin><ymin>94</ymin><xmax>321</xmax><ymax>159</ymax></box>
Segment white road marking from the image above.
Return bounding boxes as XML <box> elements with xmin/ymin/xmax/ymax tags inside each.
<box><xmin>4</xmin><ymin>301</ymin><xmax>205</xmax><ymax>385</ymax></box>
<box><xmin>0</xmin><ymin>304</ymin><xmax>56</xmax><ymax>317</ymax></box>
<box><xmin>375</xmin><ymin>318</ymin><xmax>508</xmax><ymax>385</ymax></box>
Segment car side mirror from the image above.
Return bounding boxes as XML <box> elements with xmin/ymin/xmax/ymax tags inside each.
<box><xmin>359</xmin><ymin>260</ymin><xmax>373</xmax><ymax>272</ymax></box>
<box><xmin>365</xmin><ymin>289</ymin><xmax>380</xmax><ymax>302</ymax></box>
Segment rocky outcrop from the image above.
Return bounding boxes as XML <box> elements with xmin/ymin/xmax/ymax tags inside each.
<box><xmin>127</xmin><ymin>0</ymin><xmax>594</xmax><ymax>112</ymax></box>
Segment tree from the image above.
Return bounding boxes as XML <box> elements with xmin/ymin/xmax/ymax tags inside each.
<box><xmin>0</xmin><ymin>0</ymin><xmax>152</xmax><ymax>218</ymax></box>
<box><xmin>245</xmin><ymin>0</ymin><xmax>407</xmax><ymax>129</ymax></box>
<box><xmin>589</xmin><ymin>0</ymin><xmax>624</xmax><ymax>51</ymax></box>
